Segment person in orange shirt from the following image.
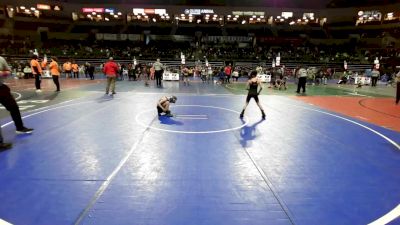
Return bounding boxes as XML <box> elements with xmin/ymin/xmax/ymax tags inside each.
<box><xmin>41</xmin><ymin>61</ymin><xmax>47</xmax><ymax>69</ymax></box>
<box><xmin>30</xmin><ymin>54</ymin><xmax>42</xmax><ymax>92</ymax></box>
<box><xmin>63</xmin><ymin>60</ymin><xmax>72</xmax><ymax>78</ymax></box>
<box><xmin>49</xmin><ymin>57</ymin><xmax>61</xmax><ymax>92</ymax></box>
<box><xmin>72</xmin><ymin>61</ymin><xmax>79</xmax><ymax>79</ymax></box>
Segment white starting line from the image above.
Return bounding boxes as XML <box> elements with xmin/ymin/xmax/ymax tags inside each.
<box><xmin>175</xmin><ymin>114</ymin><xmax>208</xmax><ymax>120</ymax></box>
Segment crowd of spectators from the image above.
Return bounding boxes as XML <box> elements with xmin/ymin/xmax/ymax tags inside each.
<box><xmin>1</xmin><ymin>35</ymin><xmax>398</xmax><ymax>66</ymax></box>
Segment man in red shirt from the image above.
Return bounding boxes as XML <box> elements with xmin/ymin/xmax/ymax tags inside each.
<box><xmin>224</xmin><ymin>64</ymin><xmax>232</xmax><ymax>83</ymax></box>
<box><xmin>103</xmin><ymin>57</ymin><xmax>119</xmax><ymax>95</ymax></box>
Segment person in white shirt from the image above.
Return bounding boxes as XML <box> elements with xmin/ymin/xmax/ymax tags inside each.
<box><xmin>23</xmin><ymin>65</ymin><xmax>32</xmax><ymax>79</ymax></box>
<box><xmin>256</xmin><ymin>65</ymin><xmax>263</xmax><ymax>75</ymax></box>
<box><xmin>153</xmin><ymin>58</ymin><xmax>164</xmax><ymax>87</ymax></box>
<box><xmin>232</xmin><ymin>69</ymin><xmax>239</xmax><ymax>82</ymax></box>
<box><xmin>296</xmin><ymin>65</ymin><xmax>307</xmax><ymax>94</ymax></box>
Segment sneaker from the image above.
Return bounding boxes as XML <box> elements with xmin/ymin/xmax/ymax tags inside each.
<box><xmin>111</xmin><ymin>92</ymin><xmax>116</xmax><ymax>95</ymax></box>
<box><xmin>0</xmin><ymin>142</ymin><xmax>12</xmax><ymax>151</ymax></box>
<box><xmin>16</xmin><ymin>127</ymin><xmax>34</xmax><ymax>134</ymax></box>
<box><xmin>36</xmin><ymin>89</ymin><xmax>42</xmax><ymax>93</ymax></box>
<box><xmin>239</xmin><ymin>113</ymin><xmax>244</xmax><ymax>119</ymax></box>
<box><xmin>261</xmin><ymin>111</ymin><xmax>266</xmax><ymax>120</ymax></box>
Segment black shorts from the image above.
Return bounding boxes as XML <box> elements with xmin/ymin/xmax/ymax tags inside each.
<box><xmin>157</xmin><ymin>106</ymin><xmax>163</xmax><ymax>114</ymax></box>
<box><xmin>246</xmin><ymin>94</ymin><xmax>259</xmax><ymax>103</ymax></box>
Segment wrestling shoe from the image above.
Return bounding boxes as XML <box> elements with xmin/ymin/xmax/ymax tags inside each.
<box><xmin>0</xmin><ymin>142</ymin><xmax>12</xmax><ymax>151</ymax></box>
<box><xmin>16</xmin><ymin>127</ymin><xmax>34</xmax><ymax>134</ymax></box>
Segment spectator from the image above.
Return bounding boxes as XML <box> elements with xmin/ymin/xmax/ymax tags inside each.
<box><xmin>72</xmin><ymin>61</ymin><xmax>79</xmax><ymax>78</ymax></box>
<box><xmin>103</xmin><ymin>57</ymin><xmax>119</xmax><ymax>95</ymax></box>
<box><xmin>23</xmin><ymin>65</ymin><xmax>32</xmax><ymax>79</ymax></box>
<box><xmin>88</xmin><ymin>63</ymin><xmax>95</xmax><ymax>80</ymax></box>
<box><xmin>224</xmin><ymin>63</ymin><xmax>232</xmax><ymax>83</ymax></box>
<box><xmin>63</xmin><ymin>60</ymin><xmax>72</xmax><ymax>78</ymax></box>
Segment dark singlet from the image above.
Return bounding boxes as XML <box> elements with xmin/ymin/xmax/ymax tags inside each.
<box><xmin>248</xmin><ymin>80</ymin><xmax>258</xmax><ymax>95</ymax></box>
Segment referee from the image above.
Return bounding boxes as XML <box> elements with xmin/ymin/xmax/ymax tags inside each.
<box><xmin>153</xmin><ymin>58</ymin><xmax>164</xmax><ymax>87</ymax></box>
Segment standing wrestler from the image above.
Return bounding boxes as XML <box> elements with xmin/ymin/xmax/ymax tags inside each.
<box><xmin>240</xmin><ymin>71</ymin><xmax>265</xmax><ymax>119</ymax></box>
<box><xmin>157</xmin><ymin>96</ymin><xmax>177</xmax><ymax>117</ymax></box>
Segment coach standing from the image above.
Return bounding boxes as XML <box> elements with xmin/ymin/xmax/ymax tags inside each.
<box><xmin>104</xmin><ymin>57</ymin><xmax>119</xmax><ymax>95</ymax></box>
<box><xmin>153</xmin><ymin>58</ymin><xmax>164</xmax><ymax>87</ymax></box>
<box><xmin>30</xmin><ymin>54</ymin><xmax>42</xmax><ymax>92</ymax></box>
